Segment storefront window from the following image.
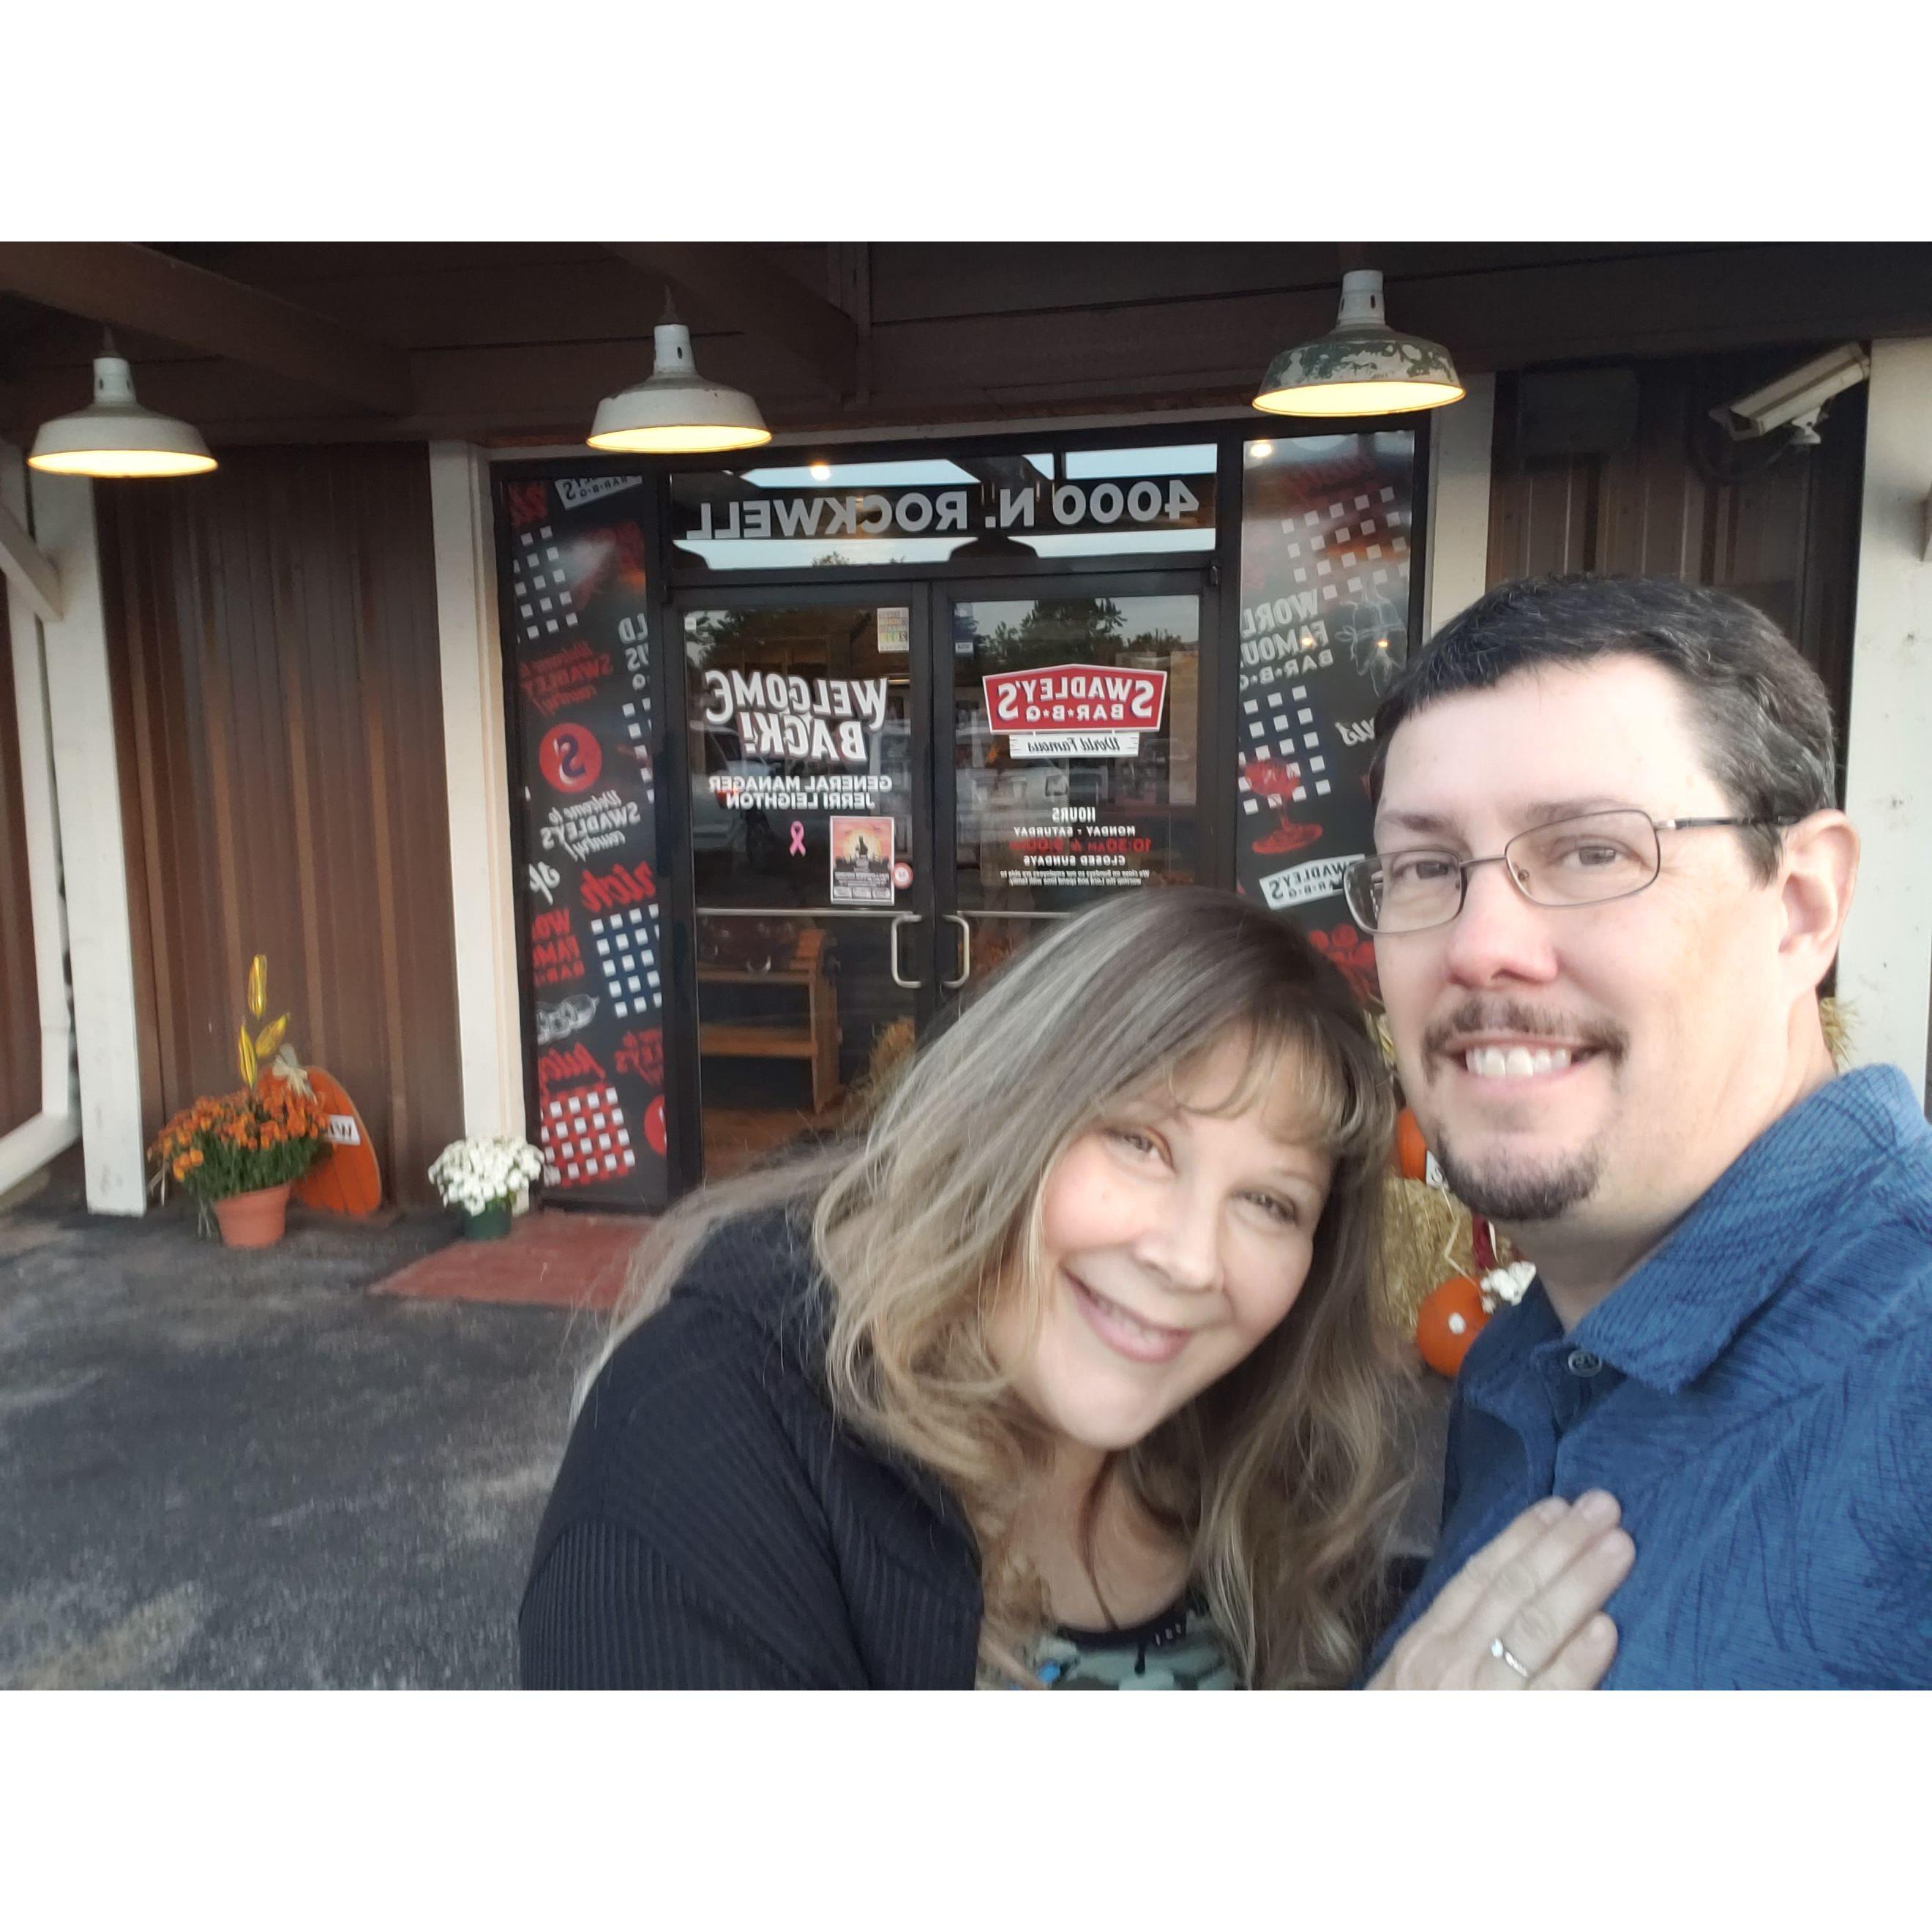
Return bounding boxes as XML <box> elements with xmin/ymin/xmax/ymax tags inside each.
<box><xmin>684</xmin><ymin>604</ymin><xmax>913</xmax><ymax>909</ymax></box>
<box><xmin>670</xmin><ymin>444</ymin><xmax>1215</xmax><ymax>572</ymax></box>
<box><xmin>499</xmin><ymin>473</ymin><xmax>668</xmax><ymax>1210</ymax></box>
<box><xmin>1017</xmin><ymin>444</ymin><xmax>1216</xmax><ymax>559</ymax></box>
<box><xmin>1233</xmin><ymin>432</ymin><xmax>1416</xmax><ymax>1006</ymax></box>
<box><xmin>684</xmin><ymin>604</ymin><xmax>918</xmax><ymax>1180</ymax></box>
<box><xmin>951</xmin><ymin>591</ymin><xmax>1199</xmax><ymax>987</ymax></box>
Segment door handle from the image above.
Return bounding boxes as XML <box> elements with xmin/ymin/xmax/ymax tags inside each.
<box><xmin>889</xmin><ymin>912</ymin><xmax>921</xmax><ymax>989</ymax></box>
<box><xmin>942</xmin><ymin>913</ymin><xmax>972</xmax><ymax>991</ymax></box>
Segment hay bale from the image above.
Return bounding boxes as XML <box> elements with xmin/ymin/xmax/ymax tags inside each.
<box><xmin>1380</xmin><ymin>1176</ymin><xmax>1475</xmax><ymax>1331</ymax></box>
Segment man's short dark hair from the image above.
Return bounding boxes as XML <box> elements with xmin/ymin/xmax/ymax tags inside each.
<box><xmin>1369</xmin><ymin>574</ymin><xmax>1838</xmax><ymax>880</ymax></box>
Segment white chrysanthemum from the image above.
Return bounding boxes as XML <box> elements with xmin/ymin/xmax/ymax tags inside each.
<box><xmin>1480</xmin><ymin>1260</ymin><xmax>1538</xmax><ymax>1309</ymax></box>
<box><xmin>428</xmin><ymin>1135</ymin><xmax>545</xmax><ymax>1216</ymax></box>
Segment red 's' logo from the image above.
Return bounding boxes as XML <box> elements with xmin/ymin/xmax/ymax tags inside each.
<box><xmin>539</xmin><ymin>723</ymin><xmax>602</xmax><ymax>794</ymax></box>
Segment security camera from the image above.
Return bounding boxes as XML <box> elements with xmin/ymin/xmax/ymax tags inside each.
<box><xmin>1710</xmin><ymin>344</ymin><xmax>1870</xmax><ymax>446</ymax></box>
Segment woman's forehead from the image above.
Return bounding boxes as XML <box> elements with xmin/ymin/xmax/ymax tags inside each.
<box><xmin>1139</xmin><ymin>1033</ymin><xmax>1338</xmax><ymax>1143</ymax></box>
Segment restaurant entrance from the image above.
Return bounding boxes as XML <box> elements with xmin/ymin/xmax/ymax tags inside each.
<box><xmin>680</xmin><ymin>570</ymin><xmax>1208</xmax><ymax>1180</ymax></box>
<box><xmin>497</xmin><ymin>424</ymin><xmax>1423</xmax><ymax>1210</ymax></box>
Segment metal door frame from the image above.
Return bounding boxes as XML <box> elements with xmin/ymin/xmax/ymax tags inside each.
<box><xmin>667</xmin><ymin>582</ymin><xmax>946</xmax><ymax>1182</ymax></box>
<box><xmin>926</xmin><ymin>567</ymin><xmax>1220</xmax><ymax>997</ymax></box>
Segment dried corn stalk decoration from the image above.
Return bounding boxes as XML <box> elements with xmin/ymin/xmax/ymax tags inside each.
<box><xmin>236</xmin><ymin>953</ymin><xmax>295</xmax><ymax>1089</ymax></box>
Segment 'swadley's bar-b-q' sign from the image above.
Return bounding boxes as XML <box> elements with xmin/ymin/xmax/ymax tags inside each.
<box><xmin>983</xmin><ymin>663</ymin><xmax>1169</xmax><ymax>758</ymax></box>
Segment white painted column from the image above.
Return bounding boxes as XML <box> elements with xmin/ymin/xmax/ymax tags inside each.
<box><xmin>0</xmin><ymin>442</ymin><xmax>80</xmax><ymax>1196</ymax></box>
<box><xmin>1420</xmin><ymin>373</ymin><xmax>1496</xmax><ymax>639</ymax></box>
<box><xmin>28</xmin><ymin>467</ymin><xmax>147</xmax><ymax>1211</ymax></box>
<box><xmin>430</xmin><ymin>441</ymin><xmax>525</xmax><ymax>1145</ymax></box>
<box><xmin>1838</xmin><ymin>339</ymin><xmax>1932</xmax><ymax>1107</ymax></box>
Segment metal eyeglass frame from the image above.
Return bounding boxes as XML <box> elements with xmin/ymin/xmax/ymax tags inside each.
<box><xmin>1344</xmin><ymin>809</ymin><xmax>1799</xmax><ymax>936</ymax></box>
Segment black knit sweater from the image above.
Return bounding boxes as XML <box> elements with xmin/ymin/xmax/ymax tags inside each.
<box><xmin>518</xmin><ymin>1208</ymin><xmax>986</xmax><ymax>1688</ymax></box>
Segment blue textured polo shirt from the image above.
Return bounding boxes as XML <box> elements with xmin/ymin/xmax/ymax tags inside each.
<box><xmin>1373</xmin><ymin>1064</ymin><xmax>1932</xmax><ymax>1688</ymax></box>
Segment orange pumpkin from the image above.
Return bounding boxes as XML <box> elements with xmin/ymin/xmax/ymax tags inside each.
<box><xmin>266</xmin><ymin>1066</ymin><xmax>383</xmax><ymax>1216</ymax></box>
<box><xmin>1393</xmin><ymin>1107</ymin><xmax>1431</xmax><ymax>1181</ymax></box>
<box><xmin>1415</xmin><ymin>1273</ymin><xmax>1489</xmax><ymax>1377</ymax></box>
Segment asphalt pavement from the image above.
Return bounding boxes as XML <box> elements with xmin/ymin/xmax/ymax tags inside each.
<box><xmin>0</xmin><ymin>1165</ymin><xmax>594</xmax><ymax>1690</ymax></box>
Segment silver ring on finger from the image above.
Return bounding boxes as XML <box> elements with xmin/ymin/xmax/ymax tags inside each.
<box><xmin>1489</xmin><ymin>1636</ymin><xmax>1532</xmax><ymax>1680</ymax></box>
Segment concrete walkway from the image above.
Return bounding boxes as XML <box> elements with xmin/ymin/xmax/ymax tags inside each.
<box><xmin>0</xmin><ymin>1172</ymin><xmax>602</xmax><ymax>1689</ymax></box>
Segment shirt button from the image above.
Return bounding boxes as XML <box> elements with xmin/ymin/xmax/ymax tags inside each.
<box><xmin>1567</xmin><ymin>1349</ymin><xmax>1604</xmax><ymax>1377</ymax></box>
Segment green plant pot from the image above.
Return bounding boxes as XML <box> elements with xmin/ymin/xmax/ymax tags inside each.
<box><xmin>463</xmin><ymin>1200</ymin><xmax>513</xmax><ymax>1240</ymax></box>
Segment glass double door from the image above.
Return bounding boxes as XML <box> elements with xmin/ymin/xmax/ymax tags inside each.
<box><xmin>680</xmin><ymin>573</ymin><xmax>1205</xmax><ymax>1183</ymax></box>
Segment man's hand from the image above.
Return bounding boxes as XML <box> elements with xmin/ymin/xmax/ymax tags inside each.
<box><xmin>1369</xmin><ymin>1491</ymin><xmax>1634</xmax><ymax>1690</ymax></box>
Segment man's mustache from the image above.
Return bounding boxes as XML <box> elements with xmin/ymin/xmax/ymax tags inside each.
<box><xmin>1422</xmin><ymin>998</ymin><xmax>1630</xmax><ymax>1060</ymax></box>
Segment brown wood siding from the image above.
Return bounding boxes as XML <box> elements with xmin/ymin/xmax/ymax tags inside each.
<box><xmin>0</xmin><ymin>587</ymin><xmax>45</xmax><ymax>1138</ymax></box>
<box><xmin>97</xmin><ymin>444</ymin><xmax>463</xmax><ymax>1205</ymax></box>
<box><xmin>1486</xmin><ymin>353</ymin><xmax>1865</xmax><ymax>774</ymax></box>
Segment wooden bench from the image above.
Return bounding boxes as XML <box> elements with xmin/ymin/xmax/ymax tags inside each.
<box><xmin>697</xmin><ymin>925</ymin><xmax>842</xmax><ymax>1112</ymax></box>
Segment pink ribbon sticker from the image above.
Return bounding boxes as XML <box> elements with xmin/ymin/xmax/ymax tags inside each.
<box><xmin>789</xmin><ymin>820</ymin><xmax>806</xmax><ymax>857</ymax></box>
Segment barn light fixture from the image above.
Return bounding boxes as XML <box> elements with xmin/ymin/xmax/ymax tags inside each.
<box><xmin>588</xmin><ymin>311</ymin><xmax>771</xmax><ymax>455</ymax></box>
<box><xmin>1253</xmin><ymin>269</ymin><xmax>1464</xmax><ymax>418</ymax></box>
<box><xmin>29</xmin><ymin>336</ymin><xmax>217</xmax><ymax>478</ymax></box>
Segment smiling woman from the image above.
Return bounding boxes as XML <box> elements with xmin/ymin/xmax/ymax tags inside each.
<box><xmin>519</xmin><ymin>886</ymin><xmax>1633</xmax><ymax>1689</ymax></box>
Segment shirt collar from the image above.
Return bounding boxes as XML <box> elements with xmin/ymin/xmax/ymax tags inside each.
<box><xmin>1518</xmin><ymin>1064</ymin><xmax>1926</xmax><ymax>1393</ymax></box>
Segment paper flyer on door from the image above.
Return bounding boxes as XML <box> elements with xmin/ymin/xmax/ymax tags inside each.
<box><xmin>830</xmin><ymin>816</ymin><xmax>896</xmax><ymax>906</ymax></box>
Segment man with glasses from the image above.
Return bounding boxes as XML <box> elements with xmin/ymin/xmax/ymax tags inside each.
<box><xmin>1358</xmin><ymin>574</ymin><xmax>1931</xmax><ymax>1688</ymax></box>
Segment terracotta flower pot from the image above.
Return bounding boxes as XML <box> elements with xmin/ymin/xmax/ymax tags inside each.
<box><xmin>212</xmin><ymin>1181</ymin><xmax>293</xmax><ymax>1248</ymax></box>
<box><xmin>463</xmin><ymin>1201</ymin><xmax>512</xmax><ymax>1241</ymax></box>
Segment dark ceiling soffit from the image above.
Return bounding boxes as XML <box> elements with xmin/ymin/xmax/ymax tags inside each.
<box><xmin>0</xmin><ymin>243</ymin><xmax>413</xmax><ymax>415</ymax></box>
<box><xmin>604</xmin><ymin>242</ymin><xmax>859</xmax><ymax>400</ymax></box>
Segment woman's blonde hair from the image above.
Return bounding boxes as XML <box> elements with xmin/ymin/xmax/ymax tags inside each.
<box><xmin>593</xmin><ymin>886</ymin><xmax>1412</xmax><ymax>1687</ymax></box>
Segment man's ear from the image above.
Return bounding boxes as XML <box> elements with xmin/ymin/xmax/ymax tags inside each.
<box><xmin>1779</xmin><ymin>809</ymin><xmax>1860</xmax><ymax>991</ymax></box>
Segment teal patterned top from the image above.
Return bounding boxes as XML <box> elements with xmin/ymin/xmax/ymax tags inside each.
<box><xmin>1033</xmin><ymin>1592</ymin><xmax>1238</xmax><ymax>1690</ymax></box>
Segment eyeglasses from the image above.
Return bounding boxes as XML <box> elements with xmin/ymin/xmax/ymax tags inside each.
<box><xmin>1343</xmin><ymin>808</ymin><xmax>1795</xmax><ymax>936</ymax></box>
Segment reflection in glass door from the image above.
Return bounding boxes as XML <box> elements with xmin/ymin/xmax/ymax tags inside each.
<box><xmin>946</xmin><ymin>585</ymin><xmax>1202</xmax><ymax>992</ymax></box>
<box><xmin>684</xmin><ymin>597</ymin><xmax>928</xmax><ymax>1182</ymax></box>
